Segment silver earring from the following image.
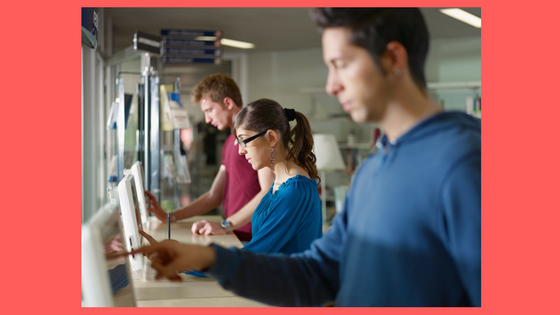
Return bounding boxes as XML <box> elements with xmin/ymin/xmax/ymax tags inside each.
<box><xmin>270</xmin><ymin>147</ymin><xmax>275</xmax><ymax>167</ymax></box>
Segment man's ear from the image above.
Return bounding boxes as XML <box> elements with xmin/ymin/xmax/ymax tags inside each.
<box><xmin>381</xmin><ymin>41</ymin><xmax>408</xmax><ymax>76</ymax></box>
<box><xmin>222</xmin><ymin>97</ymin><xmax>236</xmax><ymax>110</ymax></box>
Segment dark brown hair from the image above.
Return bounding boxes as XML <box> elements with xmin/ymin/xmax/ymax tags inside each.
<box><xmin>233</xmin><ymin>98</ymin><xmax>319</xmax><ymax>184</ymax></box>
<box><xmin>310</xmin><ymin>8</ymin><xmax>430</xmax><ymax>91</ymax></box>
<box><xmin>190</xmin><ymin>73</ymin><xmax>243</xmax><ymax>108</ymax></box>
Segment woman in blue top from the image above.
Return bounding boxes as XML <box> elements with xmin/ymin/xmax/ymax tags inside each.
<box><xmin>233</xmin><ymin>98</ymin><xmax>323</xmax><ymax>254</ymax></box>
<box><xmin>140</xmin><ymin>99</ymin><xmax>322</xmax><ymax>275</ymax></box>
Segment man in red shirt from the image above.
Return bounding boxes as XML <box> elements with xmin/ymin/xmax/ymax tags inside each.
<box><xmin>145</xmin><ymin>74</ymin><xmax>274</xmax><ymax>242</ymax></box>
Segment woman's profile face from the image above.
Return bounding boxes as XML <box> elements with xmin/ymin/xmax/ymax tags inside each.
<box><xmin>235</xmin><ymin>127</ymin><xmax>271</xmax><ymax>171</ymax></box>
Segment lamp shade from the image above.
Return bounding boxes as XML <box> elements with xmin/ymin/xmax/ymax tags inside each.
<box><xmin>313</xmin><ymin>134</ymin><xmax>346</xmax><ymax>171</ymax></box>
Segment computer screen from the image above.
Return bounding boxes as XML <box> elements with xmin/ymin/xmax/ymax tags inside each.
<box><xmin>82</xmin><ymin>203</ymin><xmax>136</xmax><ymax>307</ymax></box>
<box><xmin>118</xmin><ymin>173</ymin><xmax>145</xmax><ymax>272</ymax></box>
<box><xmin>129</xmin><ymin>161</ymin><xmax>149</xmax><ymax>228</ymax></box>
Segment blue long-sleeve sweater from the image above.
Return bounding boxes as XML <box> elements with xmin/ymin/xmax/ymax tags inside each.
<box><xmin>206</xmin><ymin>111</ymin><xmax>481</xmax><ymax>307</ymax></box>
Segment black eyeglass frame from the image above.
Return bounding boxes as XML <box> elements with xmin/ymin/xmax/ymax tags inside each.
<box><xmin>237</xmin><ymin>130</ymin><xmax>267</xmax><ymax>148</ymax></box>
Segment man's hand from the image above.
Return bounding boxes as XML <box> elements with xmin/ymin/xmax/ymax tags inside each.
<box><xmin>144</xmin><ymin>190</ymin><xmax>168</xmax><ymax>222</ymax></box>
<box><xmin>191</xmin><ymin>220</ymin><xmax>228</xmax><ymax>235</ymax></box>
<box><xmin>139</xmin><ymin>230</ymin><xmax>179</xmax><ymax>261</ymax></box>
<box><xmin>118</xmin><ymin>241</ymin><xmax>217</xmax><ymax>282</ymax></box>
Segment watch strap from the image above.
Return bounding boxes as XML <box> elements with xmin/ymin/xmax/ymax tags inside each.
<box><xmin>220</xmin><ymin>220</ymin><xmax>232</xmax><ymax>233</ymax></box>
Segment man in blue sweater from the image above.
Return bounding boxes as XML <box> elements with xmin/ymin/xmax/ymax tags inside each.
<box><xmin>127</xmin><ymin>8</ymin><xmax>481</xmax><ymax>306</ymax></box>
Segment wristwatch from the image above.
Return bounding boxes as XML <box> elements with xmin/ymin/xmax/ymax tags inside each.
<box><xmin>220</xmin><ymin>220</ymin><xmax>232</xmax><ymax>233</ymax></box>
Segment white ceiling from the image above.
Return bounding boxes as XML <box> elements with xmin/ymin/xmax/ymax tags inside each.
<box><xmin>104</xmin><ymin>7</ymin><xmax>481</xmax><ymax>54</ymax></box>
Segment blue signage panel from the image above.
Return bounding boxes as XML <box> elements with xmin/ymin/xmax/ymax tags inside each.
<box><xmin>162</xmin><ymin>56</ymin><xmax>222</xmax><ymax>65</ymax></box>
<box><xmin>163</xmin><ymin>38</ymin><xmax>222</xmax><ymax>48</ymax></box>
<box><xmin>160</xmin><ymin>29</ymin><xmax>223</xmax><ymax>64</ymax></box>
<box><xmin>161</xmin><ymin>29</ymin><xmax>223</xmax><ymax>38</ymax></box>
<box><xmin>163</xmin><ymin>47</ymin><xmax>223</xmax><ymax>56</ymax></box>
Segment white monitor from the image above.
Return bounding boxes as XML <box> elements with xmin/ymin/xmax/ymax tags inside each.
<box><xmin>127</xmin><ymin>161</ymin><xmax>149</xmax><ymax>228</ymax></box>
<box><xmin>117</xmin><ymin>173</ymin><xmax>145</xmax><ymax>272</ymax></box>
<box><xmin>82</xmin><ymin>203</ymin><xmax>136</xmax><ymax>307</ymax></box>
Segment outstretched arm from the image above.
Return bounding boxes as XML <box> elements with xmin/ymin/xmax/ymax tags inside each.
<box><xmin>226</xmin><ymin>167</ymin><xmax>275</xmax><ymax>230</ymax></box>
<box><xmin>192</xmin><ymin>167</ymin><xmax>274</xmax><ymax>235</ymax></box>
<box><xmin>122</xmin><ymin>241</ymin><xmax>217</xmax><ymax>282</ymax></box>
<box><xmin>145</xmin><ymin>165</ymin><xmax>226</xmax><ymax>223</ymax></box>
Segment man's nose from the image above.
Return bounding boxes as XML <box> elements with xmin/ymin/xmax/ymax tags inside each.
<box><xmin>325</xmin><ymin>71</ymin><xmax>342</xmax><ymax>96</ymax></box>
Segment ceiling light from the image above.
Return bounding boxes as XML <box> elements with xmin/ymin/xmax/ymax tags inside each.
<box><xmin>220</xmin><ymin>38</ymin><xmax>255</xmax><ymax>49</ymax></box>
<box><xmin>440</xmin><ymin>8</ymin><xmax>481</xmax><ymax>28</ymax></box>
<box><xmin>194</xmin><ymin>36</ymin><xmax>255</xmax><ymax>49</ymax></box>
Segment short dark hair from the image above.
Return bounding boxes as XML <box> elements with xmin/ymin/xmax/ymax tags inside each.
<box><xmin>311</xmin><ymin>8</ymin><xmax>430</xmax><ymax>90</ymax></box>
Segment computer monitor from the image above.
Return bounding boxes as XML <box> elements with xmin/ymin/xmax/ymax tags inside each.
<box><xmin>127</xmin><ymin>161</ymin><xmax>149</xmax><ymax>228</ymax></box>
<box><xmin>117</xmin><ymin>173</ymin><xmax>145</xmax><ymax>272</ymax></box>
<box><xmin>82</xmin><ymin>203</ymin><xmax>136</xmax><ymax>307</ymax></box>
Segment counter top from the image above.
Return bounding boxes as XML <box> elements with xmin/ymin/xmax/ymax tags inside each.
<box><xmin>130</xmin><ymin>215</ymin><xmax>268</xmax><ymax>307</ymax></box>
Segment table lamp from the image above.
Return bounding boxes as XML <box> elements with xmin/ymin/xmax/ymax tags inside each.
<box><xmin>313</xmin><ymin>134</ymin><xmax>346</xmax><ymax>225</ymax></box>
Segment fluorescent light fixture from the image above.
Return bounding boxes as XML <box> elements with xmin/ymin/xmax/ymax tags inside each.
<box><xmin>440</xmin><ymin>8</ymin><xmax>481</xmax><ymax>28</ymax></box>
<box><xmin>220</xmin><ymin>38</ymin><xmax>255</xmax><ymax>49</ymax></box>
<box><xmin>194</xmin><ymin>36</ymin><xmax>255</xmax><ymax>49</ymax></box>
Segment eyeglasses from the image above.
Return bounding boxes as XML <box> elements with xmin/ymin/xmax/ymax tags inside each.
<box><xmin>236</xmin><ymin>130</ymin><xmax>267</xmax><ymax>148</ymax></box>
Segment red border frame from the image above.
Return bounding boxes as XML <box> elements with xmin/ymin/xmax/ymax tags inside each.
<box><xmin>5</xmin><ymin>1</ymin><xmax>557</xmax><ymax>314</ymax></box>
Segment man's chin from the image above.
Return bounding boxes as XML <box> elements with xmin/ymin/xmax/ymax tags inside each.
<box><xmin>350</xmin><ymin>108</ymin><xmax>379</xmax><ymax>124</ymax></box>
<box><xmin>349</xmin><ymin>111</ymin><xmax>366</xmax><ymax>123</ymax></box>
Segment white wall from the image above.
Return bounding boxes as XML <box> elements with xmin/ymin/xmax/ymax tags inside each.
<box><xmin>246</xmin><ymin>48</ymin><xmax>336</xmax><ymax>117</ymax></box>
<box><xmin>425</xmin><ymin>36</ymin><xmax>481</xmax><ymax>111</ymax></box>
<box><xmin>425</xmin><ymin>36</ymin><xmax>481</xmax><ymax>82</ymax></box>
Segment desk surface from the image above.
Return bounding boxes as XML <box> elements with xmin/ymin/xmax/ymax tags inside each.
<box><xmin>144</xmin><ymin>215</ymin><xmax>244</xmax><ymax>248</ymax></box>
<box><xmin>130</xmin><ymin>215</ymin><xmax>268</xmax><ymax>307</ymax></box>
